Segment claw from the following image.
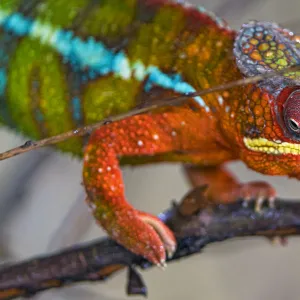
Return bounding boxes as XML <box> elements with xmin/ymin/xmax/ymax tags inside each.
<box><xmin>238</xmin><ymin>181</ymin><xmax>276</xmax><ymax>213</ymax></box>
<box><xmin>101</xmin><ymin>209</ymin><xmax>177</xmax><ymax>267</ymax></box>
<box><xmin>255</xmin><ymin>196</ymin><xmax>275</xmax><ymax>212</ymax></box>
<box><xmin>156</xmin><ymin>260</ymin><xmax>167</xmax><ymax>270</ymax></box>
<box><xmin>166</xmin><ymin>245</ymin><xmax>176</xmax><ymax>260</ymax></box>
<box><xmin>139</xmin><ymin>212</ymin><xmax>177</xmax><ymax>261</ymax></box>
<box><xmin>245</xmin><ymin>196</ymin><xmax>275</xmax><ymax>213</ymax></box>
<box><xmin>254</xmin><ymin>196</ymin><xmax>264</xmax><ymax>212</ymax></box>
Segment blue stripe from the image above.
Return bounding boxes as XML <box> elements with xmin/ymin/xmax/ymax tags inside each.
<box><xmin>72</xmin><ymin>96</ymin><xmax>82</xmax><ymax>122</ymax></box>
<box><xmin>0</xmin><ymin>68</ymin><xmax>7</xmax><ymax>95</ymax></box>
<box><xmin>3</xmin><ymin>12</ymin><xmax>32</xmax><ymax>35</ymax></box>
<box><xmin>0</xmin><ymin>10</ymin><xmax>208</xmax><ymax>110</ymax></box>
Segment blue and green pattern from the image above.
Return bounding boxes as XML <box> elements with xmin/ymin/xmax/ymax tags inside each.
<box><xmin>0</xmin><ymin>0</ymin><xmax>236</xmax><ymax>154</ymax></box>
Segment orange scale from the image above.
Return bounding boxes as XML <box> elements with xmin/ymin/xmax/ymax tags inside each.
<box><xmin>255</xmin><ymin>117</ymin><xmax>265</xmax><ymax>126</ymax></box>
<box><xmin>136</xmin><ymin>130</ymin><xmax>144</xmax><ymax>136</ymax></box>
<box><xmin>260</xmin><ymin>99</ymin><xmax>268</xmax><ymax>108</ymax></box>
<box><xmin>264</xmin><ymin>127</ymin><xmax>272</xmax><ymax>134</ymax></box>
<box><xmin>129</xmin><ymin>132</ymin><xmax>137</xmax><ymax>138</ymax></box>
<box><xmin>247</xmin><ymin>116</ymin><xmax>254</xmax><ymax>123</ymax></box>
<box><xmin>265</xmin><ymin>119</ymin><xmax>273</xmax><ymax>126</ymax></box>
<box><xmin>264</xmin><ymin>105</ymin><xmax>271</xmax><ymax>113</ymax></box>
<box><xmin>278</xmin><ymin>43</ymin><xmax>286</xmax><ymax>50</ymax></box>
<box><xmin>186</xmin><ymin>44</ymin><xmax>199</xmax><ymax>56</ymax></box>
<box><xmin>262</xmin><ymin>92</ymin><xmax>270</xmax><ymax>100</ymax></box>
<box><xmin>264</xmin><ymin>113</ymin><xmax>272</xmax><ymax>121</ymax></box>
<box><xmin>222</xmin><ymin>91</ymin><xmax>230</xmax><ymax>98</ymax></box>
<box><xmin>253</xmin><ymin>105</ymin><xmax>264</xmax><ymax>116</ymax></box>
<box><xmin>251</xmin><ymin>89</ymin><xmax>261</xmax><ymax>102</ymax></box>
<box><xmin>250</xmin><ymin>38</ymin><xmax>259</xmax><ymax>45</ymax></box>
<box><xmin>243</xmin><ymin>48</ymin><xmax>250</xmax><ymax>55</ymax></box>
<box><xmin>274</xmin><ymin>127</ymin><xmax>284</xmax><ymax>138</ymax></box>
<box><xmin>265</xmin><ymin>35</ymin><xmax>273</xmax><ymax>41</ymax></box>
<box><xmin>250</xmin><ymin>50</ymin><xmax>262</xmax><ymax>61</ymax></box>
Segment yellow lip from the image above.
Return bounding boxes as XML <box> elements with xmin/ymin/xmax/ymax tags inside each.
<box><xmin>243</xmin><ymin>137</ymin><xmax>300</xmax><ymax>155</ymax></box>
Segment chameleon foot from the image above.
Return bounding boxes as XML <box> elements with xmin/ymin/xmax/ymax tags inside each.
<box><xmin>235</xmin><ymin>182</ymin><xmax>289</xmax><ymax>246</ymax></box>
<box><xmin>108</xmin><ymin>209</ymin><xmax>176</xmax><ymax>267</ymax></box>
<box><xmin>138</xmin><ymin>211</ymin><xmax>177</xmax><ymax>261</ymax></box>
<box><xmin>269</xmin><ymin>236</ymin><xmax>288</xmax><ymax>246</ymax></box>
<box><xmin>238</xmin><ymin>181</ymin><xmax>276</xmax><ymax>212</ymax></box>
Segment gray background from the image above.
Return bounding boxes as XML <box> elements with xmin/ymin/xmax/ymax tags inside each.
<box><xmin>0</xmin><ymin>0</ymin><xmax>300</xmax><ymax>299</ymax></box>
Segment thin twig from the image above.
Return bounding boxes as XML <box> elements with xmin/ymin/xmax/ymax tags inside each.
<box><xmin>0</xmin><ymin>64</ymin><xmax>299</xmax><ymax>161</ymax></box>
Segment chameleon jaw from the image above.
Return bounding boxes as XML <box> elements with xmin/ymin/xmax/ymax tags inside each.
<box><xmin>243</xmin><ymin>137</ymin><xmax>300</xmax><ymax>155</ymax></box>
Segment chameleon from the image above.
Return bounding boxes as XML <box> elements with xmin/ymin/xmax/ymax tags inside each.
<box><xmin>0</xmin><ymin>0</ymin><xmax>299</xmax><ymax>267</ymax></box>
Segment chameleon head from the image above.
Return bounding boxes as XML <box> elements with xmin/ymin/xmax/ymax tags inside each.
<box><xmin>233</xmin><ymin>21</ymin><xmax>300</xmax><ymax>176</ymax></box>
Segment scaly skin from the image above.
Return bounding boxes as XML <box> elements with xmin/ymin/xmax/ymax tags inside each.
<box><xmin>0</xmin><ymin>0</ymin><xmax>300</xmax><ymax>265</ymax></box>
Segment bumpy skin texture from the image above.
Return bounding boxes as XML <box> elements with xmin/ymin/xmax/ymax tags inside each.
<box><xmin>1</xmin><ymin>0</ymin><xmax>300</xmax><ymax>264</ymax></box>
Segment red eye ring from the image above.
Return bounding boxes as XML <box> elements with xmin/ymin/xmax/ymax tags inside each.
<box><xmin>275</xmin><ymin>86</ymin><xmax>300</xmax><ymax>139</ymax></box>
<box><xmin>283</xmin><ymin>88</ymin><xmax>300</xmax><ymax>136</ymax></box>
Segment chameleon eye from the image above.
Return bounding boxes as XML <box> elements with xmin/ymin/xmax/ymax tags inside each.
<box><xmin>288</xmin><ymin>118</ymin><xmax>300</xmax><ymax>133</ymax></box>
<box><xmin>283</xmin><ymin>88</ymin><xmax>300</xmax><ymax>135</ymax></box>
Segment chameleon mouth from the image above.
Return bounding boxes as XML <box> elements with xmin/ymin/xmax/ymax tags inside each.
<box><xmin>243</xmin><ymin>137</ymin><xmax>300</xmax><ymax>155</ymax></box>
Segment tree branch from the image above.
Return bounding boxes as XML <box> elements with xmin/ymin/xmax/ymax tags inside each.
<box><xmin>0</xmin><ymin>187</ymin><xmax>300</xmax><ymax>299</ymax></box>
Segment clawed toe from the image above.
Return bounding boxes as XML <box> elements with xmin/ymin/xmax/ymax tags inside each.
<box><xmin>238</xmin><ymin>181</ymin><xmax>276</xmax><ymax>212</ymax></box>
<box><xmin>254</xmin><ymin>196</ymin><xmax>275</xmax><ymax>212</ymax></box>
<box><xmin>243</xmin><ymin>196</ymin><xmax>275</xmax><ymax>212</ymax></box>
<box><xmin>138</xmin><ymin>211</ymin><xmax>177</xmax><ymax>262</ymax></box>
<box><xmin>269</xmin><ymin>236</ymin><xmax>288</xmax><ymax>246</ymax></box>
<box><xmin>107</xmin><ymin>209</ymin><xmax>177</xmax><ymax>267</ymax></box>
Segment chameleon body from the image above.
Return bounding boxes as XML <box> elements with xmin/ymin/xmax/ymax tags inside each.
<box><xmin>0</xmin><ymin>0</ymin><xmax>300</xmax><ymax>265</ymax></box>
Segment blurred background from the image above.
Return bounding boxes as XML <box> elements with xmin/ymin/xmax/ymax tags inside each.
<box><xmin>0</xmin><ymin>0</ymin><xmax>300</xmax><ymax>299</ymax></box>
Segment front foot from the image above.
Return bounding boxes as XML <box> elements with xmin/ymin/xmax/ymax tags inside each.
<box><xmin>236</xmin><ymin>181</ymin><xmax>276</xmax><ymax>212</ymax></box>
<box><xmin>235</xmin><ymin>181</ymin><xmax>287</xmax><ymax>246</ymax></box>
<box><xmin>269</xmin><ymin>236</ymin><xmax>288</xmax><ymax>246</ymax></box>
<box><xmin>105</xmin><ymin>208</ymin><xmax>176</xmax><ymax>267</ymax></box>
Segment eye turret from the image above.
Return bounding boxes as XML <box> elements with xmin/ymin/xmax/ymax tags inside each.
<box><xmin>283</xmin><ymin>88</ymin><xmax>300</xmax><ymax>135</ymax></box>
<box><xmin>288</xmin><ymin>118</ymin><xmax>300</xmax><ymax>133</ymax></box>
